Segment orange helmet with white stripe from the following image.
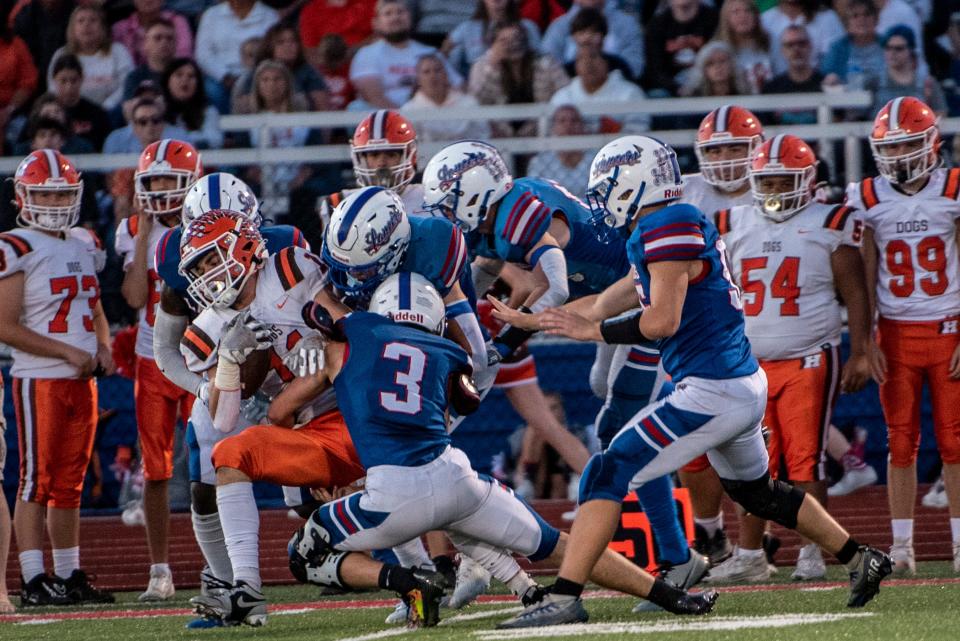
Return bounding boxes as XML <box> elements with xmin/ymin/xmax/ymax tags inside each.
<box><xmin>869</xmin><ymin>97</ymin><xmax>940</xmax><ymax>185</ymax></box>
<box><xmin>135</xmin><ymin>138</ymin><xmax>203</xmax><ymax>216</ymax></box>
<box><xmin>695</xmin><ymin>105</ymin><xmax>764</xmax><ymax>192</ymax></box>
<box><xmin>749</xmin><ymin>134</ymin><xmax>817</xmax><ymax>222</ymax></box>
<box><xmin>14</xmin><ymin>149</ymin><xmax>83</xmax><ymax>232</ymax></box>
<box><xmin>351</xmin><ymin>110</ymin><xmax>417</xmax><ymax>189</ymax></box>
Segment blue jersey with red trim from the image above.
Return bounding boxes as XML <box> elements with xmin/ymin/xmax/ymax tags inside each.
<box><xmin>627</xmin><ymin>202</ymin><xmax>756</xmax><ymax>382</ymax></box>
<box><xmin>156</xmin><ymin>224</ymin><xmax>307</xmax><ymax>298</ymax></box>
<box><xmin>401</xmin><ymin>216</ymin><xmax>467</xmax><ymax>298</ymax></box>
<box><xmin>334</xmin><ymin>312</ymin><xmax>470</xmax><ymax>469</ymax></box>
<box><xmin>466</xmin><ymin>177</ymin><xmax>630</xmax><ymax>298</ymax></box>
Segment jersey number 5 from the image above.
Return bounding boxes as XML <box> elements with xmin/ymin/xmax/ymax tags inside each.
<box><xmin>48</xmin><ymin>275</ymin><xmax>99</xmax><ymax>333</ymax></box>
<box><xmin>379</xmin><ymin>342</ymin><xmax>426</xmax><ymax>415</ymax></box>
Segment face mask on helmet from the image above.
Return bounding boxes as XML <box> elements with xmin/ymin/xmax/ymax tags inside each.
<box><xmin>750</xmin><ymin>169</ymin><xmax>814</xmax><ymax>222</ymax></box>
<box><xmin>586</xmin><ymin>168</ymin><xmax>642</xmax><ymax>244</ymax></box>
<box><xmin>353</xmin><ymin>146</ymin><xmax>415</xmax><ymax>189</ymax></box>
<box><xmin>696</xmin><ymin>140</ymin><xmax>756</xmax><ymax>191</ymax></box>
<box><xmin>180</xmin><ymin>231</ymin><xmax>263</xmax><ymax>309</ymax></box>
<box><xmin>321</xmin><ymin>244</ymin><xmax>399</xmax><ymax>294</ymax></box>
<box><xmin>16</xmin><ymin>183</ymin><xmax>83</xmax><ymax>232</ymax></box>
<box><xmin>135</xmin><ymin>170</ymin><xmax>194</xmax><ymax>216</ymax></box>
<box><xmin>870</xmin><ymin>129</ymin><xmax>938</xmax><ymax>185</ymax></box>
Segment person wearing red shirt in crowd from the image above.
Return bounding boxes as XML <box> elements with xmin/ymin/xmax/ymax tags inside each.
<box><xmin>299</xmin><ymin>0</ymin><xmax>376</xmax><ymax>68</ymax></box>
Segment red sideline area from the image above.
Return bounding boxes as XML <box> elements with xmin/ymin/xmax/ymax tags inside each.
<box><xmin>4</xmin><ymin>485</ymin><xmax>953</xmax><ymax>593</ymax></box>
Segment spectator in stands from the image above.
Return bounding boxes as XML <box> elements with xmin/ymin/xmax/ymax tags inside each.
<box><xmin>541</xmin><ymin>0</ymin><xmax>644</xmax><ymax>80</ymax></box>
<box><xmin>232</xmin><ymin>21</ymin><xmax>329</xmax><ymax>113</ymax></box>
<box><xmin>644</xmin><ymin>0</ymin><xmax>719</xmax><ymax>96</ymax></box>
<box><xmin>299</xmin><ymin>0</ymin><xmax>376</xmax><ymax>70</ymax></box>
<box><xmin>563</xmin><ymin>8</ymin><xmax>635</xmax><ymax>83</ymax></box>
<box><xmin>408</xmin><ymin>0</ymin><xmax>474</xmax><ymax>49</ymax></box>
<box><xmin>522</xmin><ymin>0</ymin><xmax>565</xmax><ymax>32</ymax></box>
<box><xmin>14</xmin><ymin>114</ymin><xmax>95</xmax><ymax>155</ymax></box>
<box><xmin>111</xmin><ymin>0</ymin><xmax>193</xmax><ymax>66</ymax></box>
<box><xmin>873</xmin><ymin>25</ymin><xmax>947</xmax><ymax>116</ymax></box>
<box><xmin>50</xmin><ymin>54</ymin><xmax>112</xmax><ymax>150</ymax></box>
<box><xmin>103</xmin><ymin>96</ymin><xmax>188</xmax><ymax>154</ymax></box>
<box><xmin>0</xmin><ymin>9</ymin><xmax>39</xmax><ymax>149</ymax></box>
<box><xmin>350</xmin><ymin>0</ymin><xmax>460</xmax><ymax>110</ymax></box>
<box><xmin>46</xmin><ymin>5</ymin><xmax>135</xmax><ymax>111</ymax></box>
<box><xmin>195</xmin><ymin>0</ymin><xmax>279</xmax><ymax>96</ymax></box>
<box><xmin>122</xmin><ymin>18</ymin><xmax>177</xmax><ymax>111</ymax></box>
<box><xmin>941</xmin><ymin>9</ymin><xmax>960</xmax><ymax>116</ymax></box>
<box><xmin>403</xmin><ymin>53</ymin><xmax>491</xmax><ymax>142</ymax></box>
<box><xmin>822</xmin><ymin>0</ymin><xmax>884</xmax><ymax>91</ymax></box>
<box><xmin>679</xmin><ymin>41</ymin><xmax>752</xmax><ymax>97</ymax></box>
<box><xmin>12</xmin><ymin>0</ymin><xmax>71</xmax><ymax>93</ymax></box>
<box><xmin>445</xmin><ymin>0</ymin><xmax>542</xmax><ymax>78</ymax></box>
<box><xmin>711</xmin><ymin>0</ymin><xmax>772</xmax><ymax>94</ymax></box>
<box><xmin>549</xmin><ymin>47</ymin><xmax>649</xmax><ymax>133</ymax></box>
<box><xmin>314</xmin><ymin>35</ymin><xmax>355</xmax><ymax>111</ymax></box>
<box><xmin>163</xmin><ymin>58</ymin><xmax>223</xmax><ymax>150</ymax></box>
<box><xmin>469</xmin><ymin>21</ymin><xmax>569</xmax><ymax>137</ymax></box>
<box><xmin>526</xmin><ymin>105</ymin><xmax>593</xmax><ymax>194</ymax></box>
<box><xmin>762</xmin><ymin>25</ymin><xmax>824</xmax><ymax>125</ymax></box>
<box><xmin>875</xmin><ymin>0</ymin><xmax>926</xmax><ymax>68</ymax></box>
<box><xmin>762</xmin><ymin>0</ymin><xmax>845</xmax><ymax>76</ymax></box>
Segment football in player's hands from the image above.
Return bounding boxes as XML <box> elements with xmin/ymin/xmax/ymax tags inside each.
<box><xmin>219</xmin><ymin>310</ymin><xmax>273</xmax><ymax>364</ymax></box>
<box><xmin>450</xmin><ymin>372</ymin><xmax>481</xmax><ymax>416</ymax></box>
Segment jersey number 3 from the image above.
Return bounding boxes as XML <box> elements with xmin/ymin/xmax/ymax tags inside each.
<box><xmin>379</xmin><ymin>342</ymin><xmax>426</xmax><ymax>415</ymax></box>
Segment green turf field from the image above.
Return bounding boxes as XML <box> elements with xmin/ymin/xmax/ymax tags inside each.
<box><xmin>2</xmin><ymin>563</ymin><xmax>958</xmax><ymax>641</ymax></box>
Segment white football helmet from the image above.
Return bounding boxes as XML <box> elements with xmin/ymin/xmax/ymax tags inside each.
<box><xmin>369</xmin><ymin>272</ymin><xmax>446</xmax><ymax>335</ymax></box>
<box><xmin>182</xmin><ymin>172</ymin><xmax>261</xmax><ymax>227</ymax></box>
<box><xmin>421</xmin><ymin>140</ymin><xmax>513</xmax><ymax>232</ymax></box>
<box><xmin>322</xmin><ymin>186</ymin><xmax>412</xmax><ymax>294</ymax></box>
<box><xmin>586</xmin><ymin>136</ymin><xmax>683</xmax><ymax>241</ymax></box>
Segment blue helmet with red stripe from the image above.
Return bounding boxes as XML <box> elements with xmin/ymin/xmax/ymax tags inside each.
<box><xmin>421</xmin><ymin>140</ymin><xmax>513</xmax><ymax>232</ymax></box>
<box><xmin>181</xmin><ymin>172</ymin><xmax>261</xmax><ymax>228</ymax></box>
<box><xmin>369</xmin><ymin>272</ymin><xmax>446</xmax><ymax>335</ymax></box>
<box><xmin>322</xmin><ymin>186</ymin><xmax>412</xmax><ymax>294</ymax></box>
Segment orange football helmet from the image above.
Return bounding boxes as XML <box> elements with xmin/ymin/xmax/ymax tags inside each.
<box><xmin>179</xmin><ymin>210</ymin><xmax>266</xmax><ymax>309</ymax></box>
<box><xmin>749</xmin><ymin>134</ymin><xmax>817</xmax><ymax>221</ymax></box>
<box><xmin>14</xmin><ymin>149</ymin><xmax>83</xmax><ymax>232</ymax></box>
<box><xmin>695</xmin><ymin>105</ymin><xmax>764</xmax><ymax>192</ymax></box>
<box><xmin>350</xmin><ymin>110</ymin><xmax>417</xmax><ymax>189</ymax></box>
<box><xmin>135</xmin><ymin>139</ymin><xmax>203</xmax><ymax>216</ymax></box>
<box><xmin>869</xmin><ymin>96</ymin><xmax>940</xmax><ymax>185</ymax></box>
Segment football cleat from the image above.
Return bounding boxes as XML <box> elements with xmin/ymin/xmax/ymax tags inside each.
<box><xmin>19</xmin><ymin>574</ymin><xmax>73</xmax><ymax>607</ymax></box>
<box><xmin>890</xmin><ymin>538</ymin><xmax>916</xmax><ymax>576</ymax></box>
<box><xmin>922</xmin><ymin>476</ymin><xmax>948</xmax><ymax>509</ymax></box>
<box><xmin>828</xmin><ymin>465</ymin><xmax>878</xmax><ymax>497</ymax></box>
<box><xmin>792</xmin><ymin>544</ymin><xmax>827</xmax><ymax>581</ymax></box>
<box><xmin>704</xmin><ymin>548</ymin><xmax>773</xmax><ymax>583</ymax></box>
<box><xmin>63</xmin><ymin>569</ymin><xmax>115</xmax><ymax>604</ymax></box>
<box><xmin>445</xmin><ymin>555</ymin><xmax>491</xmax><ymax>609</ymax></box>
<box><xmin>193</xmin><ymin>580</ymin><xmax>267</xmax><ymax>627</ymax></box>
<box><xmin>847</xmin><ymin>546</ymin><xmax>893</xmax><ymax>607</ymax></box>
<box><xmin>633</xmin><ymin>549</ymin><xmax>710</xmax><ymax>612</ymax></box>
<box><xmin>693</xmin><ymin>524</ymin><xmax>733</xmax><ymax>566</ymax></box>
<box><xmin>402</xmin><ymin>568</ymin><xmax>446</xmax><ymax>628</ymax></box>
<box><xmin>497</xmin><ymin>593</ymin><xmax>589</xmax><ymax>629</ymax></box>
<box><xmin>139</xmin><ymin>566</ymin><xmax>175</xmax><ymax>602</ymax></box>
<box><xmin>385</xmin><ymin>600</ymin><xmax>409</xmax><ymax>624</ymax></box>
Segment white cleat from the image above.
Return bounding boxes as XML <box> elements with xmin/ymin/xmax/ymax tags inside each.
<box><xmin>139</xmin><ymin>567</ymin><xmax>175</xmax><ymax>602</ymax></box>
<box><xmin>703</xmin><ymin>548</ymin><xmax>773</xmax><ymax>584</ymax></box>
<box><xmin>791</xmin><ymin>544</ymin><xmax>826</xmax><ymax>581</ymax></box>
<box><xmin>921</xmin><ymin>477</ymin><xmax>948</xmax><ymax>509</ymax></box>
<box><xmin>446</xmin><ymin>556</ymin><xmax>491</xmax><ymax>609</ymax></box>
<box><xmin>828</xmin><ymin>465</ymin><xmax>878</xmax><ymax>497</ymax></box>
<box><xmin>121</xmin><ymin>500</ymin><xmax>145</xmax><ymax>527</ymax></box>
<box><xmin>890</xmin><ymin>538</ymin><xmax>916</xmax><ymax>576</ymax></box>
<box><xmin>385</xmin><ymin>600</ymin><xmax>409</xmax><ymax>624</ymax></box>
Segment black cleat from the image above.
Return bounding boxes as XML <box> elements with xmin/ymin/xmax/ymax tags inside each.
<box><xmin>429</xmin><ymin>555</ymin><xmax>457</xmax><ymax>591</ymax></box>
<box><xmin>848</xmin><ymin>546</ymin><xmax>893</xmax><ymax>608</ymax></box>
<box><xmin>694</xmin><ymin>525</ymin><xmax>734</xmax><ymax>566</ymax></box>
<box><xmin>63</xmin><ymin>569</ymin><xmax>115</xmax><ymax>604</ymax></box>
<box><xmin>520</xmin><ymin>584</ymin><xmax>548</xmax><ymax>607</ymax></box>
<box><xmin>659</xmin><ymin>589</ymin><xmax>719</xmax><ymax>616</ymax></box>
<box><xmin>402</xmin><ymin>568</ymin><xmax>446</xmax><ymax>627</ymax></box>
<box><xmin>19</xmin><ymin>574</ymin><xmax>72</xmax><ymax>607</ymax></box>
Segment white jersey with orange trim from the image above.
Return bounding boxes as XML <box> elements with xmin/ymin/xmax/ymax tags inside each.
<box><xmin>846</xmin><ymin>168</ymin><xmax>960</xmax><ymax>321</ymax></box>
<box><xmin>181</xmin><ymin>245</ymin><xmax>335</xmax><ymax>422</ymax></box>
<box><xmin>0</xmin><ymin>227</ymin><xmax>106</xmax><ymax>379</ymax></box>
<box><xmin>115</xmin><ymin>215</ymin><xmax>179</xmax><ymax>359</ymax></box>
<box><xmin>680</xmin><ymin>173</ymin><xmax>753</xmax><ymax>219</ymax></box>
<box><xmin>718</xmin><ymin>201</ymin><xmax>862</xmax><ymax>360</ymax></box>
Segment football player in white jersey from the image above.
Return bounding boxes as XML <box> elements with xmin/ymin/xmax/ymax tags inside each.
<box><xmin>0</xmin><ymin>150</ymin><xmax>114</xmax><ymax>606</ymax></box>
<box><xmin>846</xmin><ymin>97</ymin><xmax>960</xmax><ymax>574</ymax></box>
<box><xmin>115</xmin><ymin>138</ymin><xmax>202</xmax><ymax>601</ymax></box>
<box><xmin>707</xmin><ymin>134</ymin><xmax>874</xmax><ymax>582</ymax></box>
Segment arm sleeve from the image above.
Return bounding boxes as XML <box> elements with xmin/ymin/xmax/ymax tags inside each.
<box><xmin>527</xmin><ymin>246</ymin><xmax>569</xmax><ymax>312</ymax></box>
<box><xmin>154</xmin><ymin>307</ymin><xmax>203</xmax><ymax>395</ymax></box>
<box><xmin>641</xmin><ymin>206</ymin><xmax>707</xmax><ymax>263</ymax></box>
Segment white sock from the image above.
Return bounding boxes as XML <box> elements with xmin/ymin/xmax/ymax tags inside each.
<box><xmin>891</xmin><ymin>519</ymin><xmax>914</xmax><ymax>542</ymax></box>
<box><xmin>695</xmin><ymin>514</ymin><xmax>723</xmax><ymax>537</ymax></box>
<box><xmin>739</xmin><ymin>547</ymin><xmax>765</xmax><ymax>559</ymax></box>
<box><xmin>217</xmin><ymin>482</ymin><xmax>261</xmax><ymax>590</ymax></box>
<box><xmin>150</xmin><ymin>563</ymin><xmax>171</xmax><ymax>576</ymax></box>
<box><xmin>951</xmin><ymin>518</ymin><xmax>960</xmax><ymax>544</ymax></box>
<box><xmin>192</xmin><ymin>508</ymin><xmax>234</xmax><ymax>583</ymax></box>
<box><xmin>392</xmin><ymin>538</ymin><xmax>433</xmax><ymax>569</ymax></box>
<box><xmin>506</xmin><ymin>570</ymin><xmax>536</xmax><ymax>596</ymax></box>
<box><xmin>53</xmin><ymin>546</ymin><xmax>80</xmax><ymax>578</ymax></box>
<box><xmin>19</xmin><ymin>549</ymin><xmax>45</xmax><ymax>583</ymax></box>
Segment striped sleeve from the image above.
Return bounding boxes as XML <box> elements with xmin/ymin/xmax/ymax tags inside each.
<box><xmin>714</xmin><ymin>209</ymin><xmax>731</xmax><ymax>236</ymax></box>
<box><xmin>274</xmin><ymin>247</ymin><xmax>306</xmax><ymax>291</ymax></box>
<box><xmin>180</xmin><ymin>322</ymin><xmax>217</xmax><ymax>371</ymax></box>
<box><xmin>0</xmin><ymin>232</ymin><xmax>32</xmax><ymax>277</ymax></box>
<box><xmin>641</xmin><ymin>221</ymin><xmax>706</xmax><ymax>262</ymax></box>
<box><xmin>941</xmin><ymin>168</ymin><xmax>960</xmax><ymax>200</ymax></box>
<box><xmin>500</xmin><ymin>192</ymin><xmax>552</xmax><ymax>251</ymax></box>
<box><xmin>437</xmin><ymin>225</ymin><xmax>468</xmax><ymax>293</ymax></box>
<box><xmin>290</xmin><ymin>226</ymin><xmax>309</xmax><ymax>250</ymax></box>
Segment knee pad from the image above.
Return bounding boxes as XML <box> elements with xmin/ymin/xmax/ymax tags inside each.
<box><xmin>720</xmin><ymin>473</ymin><xmax>805</xmax><ymax>529</ymax></box>
<box><xmin>191</xmin><ymin>482</ymin><xmax>218</xmax><ymax>514</ymax></box>
<box><xmin>288</xmin><ymin>513</ymin><xmax>349</xmax><ymax>588</ymax></box>
<box><xmin>887</xmin><ymin>428</ymin><xmax>920</xmax><ymax>468</ymax></box>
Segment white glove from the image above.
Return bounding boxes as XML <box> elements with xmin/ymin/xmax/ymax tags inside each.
<box><xmin>284</xmin><ymin>335</ymin><xmax>326</xmax><ymax>377</ymax></box>
<box><xmin>219</xmin><ymin>310</ymin><xmax>272</xmax><ymax>364</ymax></box>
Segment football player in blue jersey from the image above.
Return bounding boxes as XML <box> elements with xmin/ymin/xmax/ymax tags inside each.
<box><xmin>423</xmin><ymin>140</ymin><xmax>704</xmax><ymax>599</ymax></box>
<box><xmin>149</xmin><ymin>172</ymin><xmax>309</xmax><ymax>627</ymax></box>
<box><xmin>282</xmin><ymin>272</ymin><xmax>716</xmax><ymax>627</ymax></box>
<box><xmin>493</xmin><ymin>136</ymin><xmax>893</xmax><ymax>628</ymax></box>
